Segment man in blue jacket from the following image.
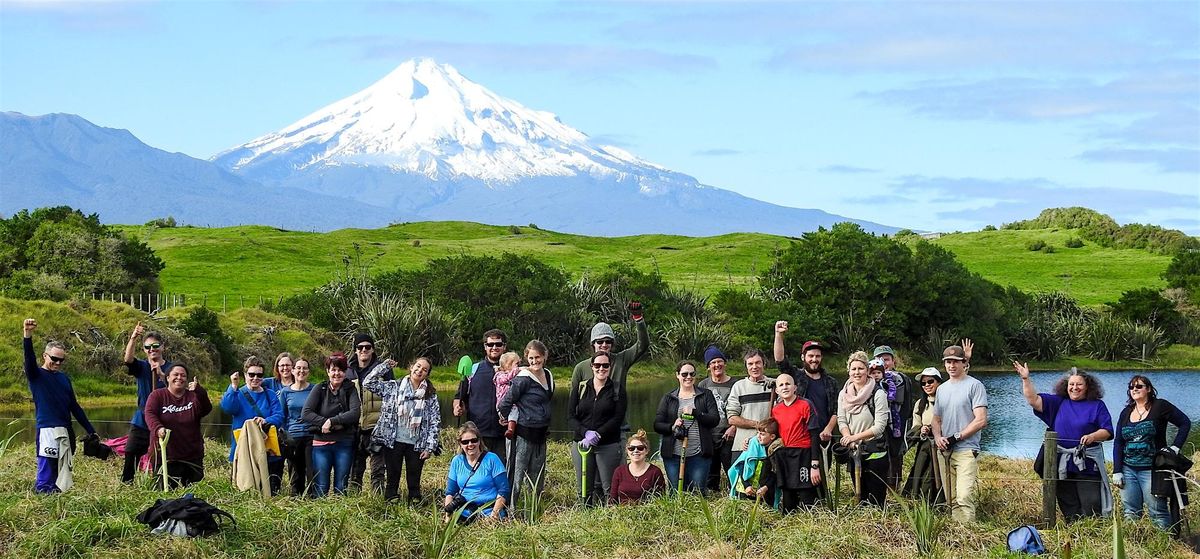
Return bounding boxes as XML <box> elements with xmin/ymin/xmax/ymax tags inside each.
<box><xmin>22</xmin><ymin>318</ymin><xmax>96</xmax><ymax>493</ymax></box>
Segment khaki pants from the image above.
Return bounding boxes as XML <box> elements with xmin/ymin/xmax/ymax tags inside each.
<box><xmin>947</xmin><ymin>449</ymin><xmax>979</xmax><ymax>523</ymax></box>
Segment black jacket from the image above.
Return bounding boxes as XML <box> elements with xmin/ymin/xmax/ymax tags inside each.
<box><xmin>569</xmin><ymin>378</ymin><xmax>627</xmax><ymax>444</ymax></box>
<box><xmin>302</xmin><ymin>381</ymin><xmax>361</xmax><ymax>443</ymax></box>
<box><xmin>654</xmin><ymin>387</ymin><xmax>720</xmax><ymax>459</ymax></box>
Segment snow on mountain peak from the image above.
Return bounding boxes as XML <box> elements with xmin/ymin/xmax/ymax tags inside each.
<box><xmin>214</xmin><ymin>58</ymin><xmax>670</xmax><ymax>185</ymax></box>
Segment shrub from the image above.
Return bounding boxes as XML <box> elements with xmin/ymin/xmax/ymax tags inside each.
<box><xmin>982</xmin><ymin>225</ymin><xmax>997</xmax><ymax>231</ymax></box>
<box><xmin>658</xmin><ymin>317</ymin><xmax>731</xmax><ymax>362</ymax></box>
<box><xmin>348</xmin><ymin>289</ymin><xmax>462</xmax><ymax>365</ymax></box>
<box><xmin>1026</xmin><ymin>240</ymin><xmax>1048</xmax><ymax>252</ymax></box>
<box><xmin>411</xmin><ymin>239</ymin><xmax>421</xmax><ymax>247</ymax></box>
<box><xmin>1108</xmin><ymin>288</ymin><xmax>1186</xmax><ymax>343</ymax></box>
<box><xmin>177</xmin><ymin>306</ymin><xmax>237</xmax><ymax>373</ymax></box>
<box><xmin>1164</xmin><ymin>250</ymin><xmax>1200</xmax><ymax>305</ymax></box>
<box><xmin>145</xmin><ymin>216</ymin><xmax>176</xmax><ymax>228</ymax></box>
<box><xmin>1064</xmin><ymin>237</ymin><xmax>1084</xmax><ymax>248</ymax></box>
<box><xmin>508</xmin><ymin>225</ymin><xmax>522</xmax><ymax>235</ymax></box>
<box><xmin>1040</xmin><ymin>244</ymin><xmax>1056</xmax><ymax>254</ymax></box>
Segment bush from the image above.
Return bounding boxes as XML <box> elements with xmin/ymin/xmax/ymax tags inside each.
<box><xmin>982</xmin><ymin>225</ymin><xmax>997</xmax><ymax>231</ymax></box>
<box><xmin>1040</xmin><ymin>244</ymin><xmax>1056</xmax><ymax>254</ymax></box>
<box><xmin>348</xmin><ymin>289</ymin><xmax>462</xmax><ymax>365</ymax></box>
<box><xmin>1006</xmin><ymin>207</ymin><xmax>1199</xmax><ymax>254</ymax></box>
<box><xmin>1064</xmin><ymin>237</ymin><xmax>1084</xmax><ymax>248</ymax></box>
<box><xmin>177</xmin><ymin>306</ymin><xmax>237</xmax><ymax>373</ymax></box>
<box><xmin>1108</xmin><ymin>288</ymin><xmax>1186</xmax><ymax>343</ymax></box>
<box><xmin>508</xmin><ymin>225</ymin><xmax>522</xmax><ymax>235</ymax></box>
<box><xmin>145</xmin><ymin>216</ymin><xmax>176</xmax><ymax>228</ymax></box>
<box><xmin>1164</xmin><ymin>250</ymin><xmax>1200</xmax><ymax>305</ymax></box>
<box><xmin>1026</xmin><ymin>240</ymin><xmax>1047</xmax><ymax>252</ymax></box>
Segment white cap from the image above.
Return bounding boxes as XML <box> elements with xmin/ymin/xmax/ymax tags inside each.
<box><xmin>916</xmin><ymin>367</ymin><xmax>943</xmax><ymax>380</ymax></box>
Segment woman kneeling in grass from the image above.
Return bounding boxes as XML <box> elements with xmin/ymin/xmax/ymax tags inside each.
<box><xmin>609</xmin><ymin>429</ymin><xmax>665</xmax><ymax>504</ymax></box>
<box><xmin>444</xmin><ymin>422</ymin><xmax>509</xmax><ymax>523</ymax></box>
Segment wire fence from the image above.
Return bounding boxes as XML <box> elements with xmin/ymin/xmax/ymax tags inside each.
<box><xmin>92</xmin><ymin>292</ymin><xmax>289</xmax><ymax>314</ymax></box>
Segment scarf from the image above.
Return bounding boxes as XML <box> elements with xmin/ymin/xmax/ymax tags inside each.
<box><xmin>838</xmin><ymin>378</ymin><xmax>877</xmax><ymax>416</ymax></box>
<box><xmin>397</xmin><ymin>376</ymin><xmax>429</xmax><ymax>434</ymax></box>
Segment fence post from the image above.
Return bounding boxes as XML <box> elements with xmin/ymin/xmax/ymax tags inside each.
<box><xmin>1042</xmin><ymin>430</ymin><xmax>1058</xmax><ymax>526</ymax></box>
<box><xmin>222</xmin><ymin>294</ymin><xmax>227</xmax><ymax>313</ymax></box>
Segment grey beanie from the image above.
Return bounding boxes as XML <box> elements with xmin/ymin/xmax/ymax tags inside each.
<box><xmin>590</xmin><ymin>322</ymin><xmax>616</xmax><ymax>343</ymax></box>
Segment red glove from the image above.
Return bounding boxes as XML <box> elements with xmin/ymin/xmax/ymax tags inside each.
<box><xmin>628</xmin><ymin>301</ymin><xmax>643</xmax><ymax>321</ymax></box>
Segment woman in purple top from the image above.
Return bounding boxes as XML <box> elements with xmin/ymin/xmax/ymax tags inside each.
<box><xmin>1017</xmin><ymin>363</ymin><xmax>1114</xmax><ymax>522</ymax></box>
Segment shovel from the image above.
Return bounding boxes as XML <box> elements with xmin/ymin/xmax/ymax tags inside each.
<box><xmin>158</xmin><ymin>429</ymin><xmax>172</xmax><ymax>490</ymax></box>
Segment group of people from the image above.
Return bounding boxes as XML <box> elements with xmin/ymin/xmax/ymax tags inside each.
<box><xmin>16</xmin><ymin>312</ymin><xmax>1193</xmax><ymax>531</ymax></box>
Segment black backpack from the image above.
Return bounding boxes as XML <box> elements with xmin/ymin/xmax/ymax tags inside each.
<box><xmin>136</xmin><ymin>493</ymin><xmax>236</xmax><ymax>537</ymax></box>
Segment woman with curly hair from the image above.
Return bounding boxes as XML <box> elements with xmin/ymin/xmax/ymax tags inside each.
<box><xmin>363</xmin><ymin>356</ymin><xmax>441</xmax><ymax>503</ymax></box>
<box><xmin>1016</xmin><ymin>362</ymin><xmax>1114</xmax><ymax>521</ymax></box>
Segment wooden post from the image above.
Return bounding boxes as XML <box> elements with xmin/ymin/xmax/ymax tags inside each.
<box><xmin>202</xmin><ymin>294</ymin><xmax>207</xmax><ymax>308</ymax></box>
<box><xmin>1042</xmin><ymin>430</ymin><xmax>1058</xmax><ymax>526</ymax></box>
<box><xmin>222</xmin><ymin>294</ymin><xmax>227</xmax><ymax>313</ymax></box>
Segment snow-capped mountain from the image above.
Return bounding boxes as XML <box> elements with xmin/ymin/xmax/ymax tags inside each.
<box><xmin>214</xmin><ymin>59</ymin><xmax>896</xmax><ymax>236</ymax></box>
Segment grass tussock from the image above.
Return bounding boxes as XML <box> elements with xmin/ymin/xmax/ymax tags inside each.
<box><xmin>0</xmin><ymin>439</ymin><xmax>1198</xmax><ymax>558</ymax></box>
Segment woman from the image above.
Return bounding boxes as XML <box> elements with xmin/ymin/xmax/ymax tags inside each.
<box><xmin>444</xmin><ymin>422</ymin><xmax>509</xmax><ymax>524</ymax></box>
<box><xmin>770</xmin><ymin>373</ymin><xmax>821</xmax><ymax>512</ymax></box>
<box><xmin>363</xmin><ymin>356</ymin><xmax>442</xmax><ymax>503</ymax></box>
<box><xmin>609</xmin><ymin>429</ymin><xmax>666</xmax><ymax>504</ymax></box>
<box><xmin>1016</xmin><ymin>362</ymin><xmax>1114</xmax><ymax>521</ymax></box>
<box><xmin>263</xmin><ymin>352</ymin><xmax>294</xmax><ymax>393</ymax></box>
<box><xmin>221</xmin><ymin>355</ymin><xmax>285</xmax><ymax>494</ymax></box>
<box><xmin>303</xmin><ymin>353</ymin><xmax>361</xmax><ymax>497</ymax></box>
<box><xmin>654</xmin><ymin>360</ymin><xmax>719</xmax><ymax>494</ymax></box>
<box><xmin>568</xmin><ymin>351</ymin><xmax>628</xmax><ymax>505</ymax></box>
<box><xmin>279</xmin><ymin>357</ymin><xmax>315</xmax><ymax>497</ymax></box>
<box><xmin>837</xmin><ymin>350</ymin><xmax>890</xmax><ymax>507</ymax></box>
<box><xmin>144</xmin><ymin>364</ymin><xmax>211</xmax><ymax>489</ymax></box>
<box><xmin>1113</xmin><ymin>374</ymin><xmax>1191</xmax><ymax>530</ymax></box>
<box><xmin>498</xmin><ymin>340</ymin><xmax>555</xmax><ymax>510</ymax></box>
<box><xmin>902</xmin><ymin>367</ymin><xmax>947</xmax><ymax>504</ymax></box>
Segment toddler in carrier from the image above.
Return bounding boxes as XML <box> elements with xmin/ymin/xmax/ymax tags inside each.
<box><xmin>493</xmin><ymin>351</ymin><xmax>522</xmax><ymax>439</ymax></box>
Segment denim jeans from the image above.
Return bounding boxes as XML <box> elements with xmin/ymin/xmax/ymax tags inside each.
<box><xmin>1122</xmin><ymin>466</ymin><xmax>1171</xmax><ymax>528</ymax></box>
<box><xmin>312</xmin><ymin>439</ymin><xmax>354</xmax><ymax>497</ymax></box>
<box><xmin>662</xmin><ymin>454</ymin><xmax>711</xmax><ymax>494</ymax></box>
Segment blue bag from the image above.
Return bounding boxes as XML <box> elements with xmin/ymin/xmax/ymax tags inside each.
<box><xmin>1006</xmin><ymin>525</ymin><xmax>1046</xmax><ymax>555</ymax></box>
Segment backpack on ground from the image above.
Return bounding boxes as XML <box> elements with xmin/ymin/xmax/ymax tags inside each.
<box><xmin>1006</xmin><ymin>525</ymin><xmax>1046</xmax><ymax>555</ymax></box>
<box><xmin>136</xmin><ymin>493</ymin><xmax>235</xmax><ymax>537</ymax></box>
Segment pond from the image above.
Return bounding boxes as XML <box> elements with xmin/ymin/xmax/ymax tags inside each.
<box><xmin>3</xmin><ymin>369</ymin><xmax>1196</xmax><ymax>459</ymax></box>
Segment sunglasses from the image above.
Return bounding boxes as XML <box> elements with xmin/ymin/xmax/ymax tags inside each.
<box><xmin>592</xmin><ymin>362</ymin><xmax>611</xmax><ymax>369</ymax></box>
<box><xmin>594</xmin><ymin>339</ymin><xmax>614</xmax><ymax>345</ymax></box>
<box><xmin>485</xmin><ymin>342</ymin><xmax>506</xmax><ymax>348</ymax></box>
<box><xmin>920</xmin><ymin>379</ymin><xmax>938</xmax><ymax>386</ymax></box>
<box><xmin>459</xmin><ymin>438</ymin><xmax>479</xmax><ymax>446</ymax></box>
<box><xmin>355</xmin><ymin>345</ymin><xmax>374</xmax><ymax>351</ymax></box>
<box><xmin>627</xmin><ymin>445</ymin><xmax>647</xmax><ymax>452</ymax></box>
<box><xmin>678</xmin><ymin>371</ymin><xmax>696</xmax><ymax>378</ymax></box>
<box><xmin>246</xmin><ymin>372</ymin><xmax>264</xmax><ymax>378</ymax></box>
<box><xmin>143</xmin><ymin>343</ymin><xmax>162</xmax><ymax>350</ymax></box>
<box><xmin>47</xmin><ymin>355</ymin><xmax>66</xmax><ymax>364</ymax></box>
<box><xmin>1129</xmin><ymin>384</ymin><xmax>1147</xmax><ymax>390</ymax></box>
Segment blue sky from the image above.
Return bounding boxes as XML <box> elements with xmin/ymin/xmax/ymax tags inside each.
<box><xmin>2</xmin><ymin>0</ymin><xmax>1197</xmax><ymax>233</ymax></box>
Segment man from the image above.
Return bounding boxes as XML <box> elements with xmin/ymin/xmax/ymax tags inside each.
<box><xmin>568</xmin><ymin>301</ymin><xmax>649</xmax><ymax>393</ymax></box>
<box><xmin>932</xmin><ymin>344</ymin><xmax>988</xmax><ymax>523</ymax></box>
<box><xmin>346</xmin><ymin>333</ymin><xmax>386</xmax><ymax>494</ymax></box>
<box><xmin>872</xmin><ymin>345</ymin><xmax>913</xmax><ymax>490</ymax></box>
<box><xmin>21</xmin><ymin>318</ymin><xmax>97</xmax><ymax>493</ymax></box>
<box><xmin>773</xmin><ymin>321</ymin><xmax>838</xmax><ymax>499</ymax></box>
<box><xmin>726</xmin><ymin>349</ymin><xmax>775</xmax><ymax>465</ymax></box>
<box><xmin>120</xmin><ymin>321</ymin><xmax>170</xmax><ymax>483</ymax></box>
<box><xmin>697</xmin><ymin>345</ymin><xmax>739</xmax><ymax>493</ymax></box>
<box><xmin>453</xmin><ymin>329</ymin><xmax>510</xmax><ymax>456</ymax></box>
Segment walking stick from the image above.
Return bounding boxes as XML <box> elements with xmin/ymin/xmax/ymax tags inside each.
<box><xmin>928</xmin><ymin>438</ymin><xmax>944</xmax><ymax>502</ymax></box>
<box><xmin>852</xmin><ymin>443</ymin><xmax>863</xmax><ymax>504</ymax></box>
<box><xmin>158</xmin><ymin>429</ymin><xmax>172</xmax><ymax>490</ymax></box>
<box><xmin>677</xmin><ymin>435</ymin><xmax>688</xmax><ymax>495</ymax></box>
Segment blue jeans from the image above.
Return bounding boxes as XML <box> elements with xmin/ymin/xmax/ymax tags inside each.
<box><xmin>1122</xmin><ymin>466</ymin><xmax>1170</xmax><ymax>529</ymax></box>
<box><xmin>312</xmin><ymin>440</ymin><xmax>353</xmax><ymax>497</ymax></box>
<box><xmin>663</xmin><ymin>454</ymin><xmax>711</xmax><ymax>494</ymax></box>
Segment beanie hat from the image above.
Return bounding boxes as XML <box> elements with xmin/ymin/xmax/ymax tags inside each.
<box><xmin>353</xmin><ymin>333</ymin><xmax>375</xmax><ymax>347</ymax></box>
<box><xmin>590</xmin><ymin>323</ymin><xmax>616</xmax><ymax>343</ymax></box>
<box><xmin>703</xmin><ymin>345</ymin><xmax>727</xmax><ymax>366</ymax></box>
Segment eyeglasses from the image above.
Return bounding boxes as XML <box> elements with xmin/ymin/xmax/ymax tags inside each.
<box><xmin>143</xmin><ymin>343</ymin><xmax>162</xmax><ymax>350</ymax></box>
<box><xmin>459</xmin><ymin>438</ymin><xmax>479</xmax><ymax>446</ymax></box>
<box><xmin>627</xmin><ymin>445</ymin><xmax>647</xmax><ymax>452</ymax></box>
<box><xmin>485</xmin><ymin>342</ymin><xmax>506</xmax><ymax>348</ymax></box>
<box><xmin>355</xmin><ymin>345</ymin><xmax>374</xmax><ymax>351</ymax></box>
<box><xmin>47</xmin><ymin>355</ymin><xmax>66</xmax><ymax>364</ymax></box>
<box><xmin>679</xmin><ymin>371</ymin><xmax>696</xmax><ymax>378</ymax></box>
<box><xmin>594</xmin><ymin>339</ymin><xmax>614</xmax><ymax>345</ymax></box>
<box><xmin>1129</xmin><ymin>384</ymin><xmax>1147</xmax><ymax>390</ymax></box>
<box><xmin>246</xmin><ymin>372</ymin><xmax>263</xmax><ymax>378</ymax></box>
<box><xmin>592</xmin><ymin>362</ymin><xmax>611</xmax><ymax>369</ymax></box>
<box><xmin>920</xmin><ymin>379</ymin><xmax>938</xmax><ymax>386</ymax></box>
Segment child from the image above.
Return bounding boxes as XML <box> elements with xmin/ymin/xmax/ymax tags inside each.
<box><xmin>493</xmin><ymin>351</ymin><xmax>522</xmax><ymax>439</ymax></box>
<box><xmin>729</xmin><ymin>418</ymin><xmax>782</xmax><ymax>506</ymax></box>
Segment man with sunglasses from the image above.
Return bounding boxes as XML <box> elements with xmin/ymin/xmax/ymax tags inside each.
<box><xmin>568</xmin><ymin>302</ymin><xmax>649</xmax><ymax>404</ymax></box>
<box><xmin>22</xmin><ymin>318</ymin><xmax>97</xmax><ymax>493</ymax></box>
<box><xmin>453</xmin><ymin>329</ymin><xmax>510</xmax><ymax>457</ymax></box>
<box><xmin>345</xmin><ymin>333</ymin><xmax>388</xmax><ymax>494</ymax></box>
<box><xmin>120</xmin><ymin>321</ymin><xmax>171</xmax><ymax>483</ymax></box>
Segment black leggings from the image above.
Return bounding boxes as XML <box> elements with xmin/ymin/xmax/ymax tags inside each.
<box><xmin>851</xmin><ymin>455</ymin><xmax>890</xmax><ymax>507</ymax></box>
<box><xmin>1057</xmin><ymin>474</ymin><xmax>1103</xmax><ymax>522</ymax></box>
<box><xmin>122</xmin><ymin>425</ymin><xmax>150</xmax><ymax>483</ymax></box>
<box><xmin>284</xmin><ymin>437</ymin><xmax>314</xmax><ymax>497</ymax></box>
<box><xmin>779</xmin><ymin>487</ymin><xmax>820</xmax><ymax>514</ymax></box>
<box><xmin>382</xmin><ymin>442</ymin><xmax>426</xmax><ymax>501</ymax></box>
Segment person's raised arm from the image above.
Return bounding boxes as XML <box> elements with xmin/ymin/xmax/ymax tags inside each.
<box><xmin>1015</xmin><ymin>361</ymin><xmax>1042</xmax><ymax>412</ymax></box>
<box><xmin>620</xmin><ymin>302</ymin><xmax>650</xmax><ymax>365</ymax></box>
<box><xmin>773</xmin><ymin>321</ymin><xmax>788</xmax><ymax>363</ymax></box>
<box><xmin>123</xmin><ymin>322</ymin><xmax>144</xmax><ymax>367</ymax></box>
<box><xmin>22</xmin><ymin>318</ymin><xmax>38</xmax><ymax>379</ymax></box>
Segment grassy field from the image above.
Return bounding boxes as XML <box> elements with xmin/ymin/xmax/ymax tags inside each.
<box><xmin>116</xmin><ymin>221</ymin><xmax>1175</xmax><ymax>309</ymax></box>
<box><xmin>930</xmin><ymin>229</ymin><xmax>1171</xmax><ymax>306</ymax></box>
<box><xmin>116</xmin><ymin>222</ymin><xmax>783</xmax><ymax>299</ymax></box>
<box><xmin>0</xmin><ymin>436</ymin><xmax>1195</xmax><ymax>558</ymax></box>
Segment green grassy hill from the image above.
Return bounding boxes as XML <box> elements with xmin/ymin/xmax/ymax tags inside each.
<box><xmin>120</xmin><ymin>221</ymin><xmax>1174</xmax><ymax>307</ymax></box>
<box><xmin>930</xmin><ymin>229</ymin><xmax>1171</xmax><ymax>306</ymax></box>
